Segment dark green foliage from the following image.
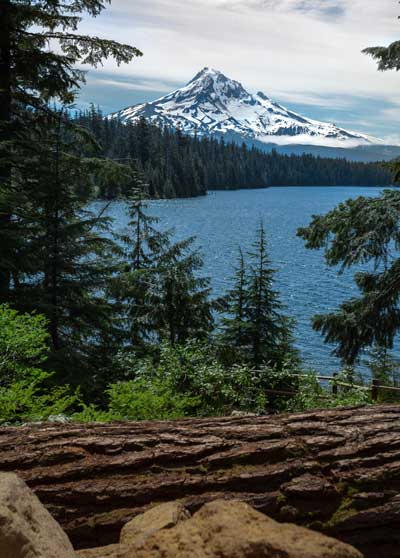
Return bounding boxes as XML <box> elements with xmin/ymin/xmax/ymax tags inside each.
<box><xmin>74</xmin><ymin>108</ymin><xmax>393</xmax><ymax>200</ymax></box>
<box><xmin>0</xmin><ymin>0</ymin><xmax>141</xmax><ymax>384</ymax></box>
<box><xmin>219</xmin><ymin>224</ymin><xmax>296</xmax><ymax>368</ymax></box>
<box><xmin>363</xmin><ymin>34</ymin><xmax>400</xmax><ymax>72</ymax></box>
<box><xmin>218</xmin><ymin>248</ymin><xmax>247</xmax><ymax>352</ymax></box>
<box><xmin>3</xmin><ymin>1</ymin><xmax>141</xmax><ymax>112</ymax></box>
<box><xmin>366</xmin><ymin>345</ymin><xmax>400</xmax><ymax>386</ymax></box>
<box><xmin>112</xmin><ymin>188</ymin><xmax>166</xmax><ymax>348</ymax></box>
<box><xmin>8</xmin><ymin>110</ymin><xmax>126</xmax><ymax>387</ymax></box>
<box><xmin>111</xmin><ymin>341</ymin><xmax>269</xmax><ymax>416</ymax></box>
<box><xmin>151</xmin><ymin>237</ymin><xmax>213</xmax><ymax>345</ymax></box>
<box><xmin>114</xmin><ymin>196</ymin><xmax>214</xmax><ymax>350</ymax></box>
<box><xmin>298</xmin><ymin>190</ymin><xmax>400</xmax><ymax>363</ymax></box>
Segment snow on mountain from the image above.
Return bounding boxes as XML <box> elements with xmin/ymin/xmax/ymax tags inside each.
<box><xmin>109</xmin><ymin>67</ymin><xmax>379</xmax><ymax>149</ymax></box>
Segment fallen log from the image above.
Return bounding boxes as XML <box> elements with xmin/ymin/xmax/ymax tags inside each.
<box><xmin>1</xmin><ymin>405</ymin><xmax>400</xmax><ymax>558</ymax></box>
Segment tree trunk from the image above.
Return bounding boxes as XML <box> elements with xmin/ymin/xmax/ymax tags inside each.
<box><xmin>0</xmin><ymin>0</ymin><xmax>12</xmax><ymax>298</ymax></box>
<box><xmin>1</xmin><ymin>405</ymin><xmax>400</xmax><ymax>558</ymax></box>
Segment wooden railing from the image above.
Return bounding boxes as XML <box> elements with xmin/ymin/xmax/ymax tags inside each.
<box><xmin>265</xmin><ymin>373</ymin><xmax>400</xmax><ymax>402</ymax></box>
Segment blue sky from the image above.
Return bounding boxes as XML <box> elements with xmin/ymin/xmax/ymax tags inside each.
<box><xmin>76</xmin><ymin>0</ymin><xmax>400</xmax><ymax>143</ymax></box>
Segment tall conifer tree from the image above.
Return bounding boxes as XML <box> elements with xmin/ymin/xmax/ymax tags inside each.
<box><xmin>219</xmin><ymin>248</ymin><xmax>248</xmax><ymax>350</ymax></box>
<box><xmin>0</xmin><ymin>0</ymin><xmax>141</xmax><ymax>299</ymax></box>
<box><xmin>219</xmin><ymin>224</ymin><xmax>295</xmax><ymax>367</ymax></box>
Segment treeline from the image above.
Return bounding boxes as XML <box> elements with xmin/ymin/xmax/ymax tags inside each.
<box><xmin>74</xmin><ymin>106</ymin><xmax>393</xmax><ymax>199</ymax></box>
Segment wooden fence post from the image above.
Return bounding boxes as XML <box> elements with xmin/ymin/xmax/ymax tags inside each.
<box><xmin>332</xmin><ymin>373</ymin><xmax>338</xmax><ymax>397</ymax></box>
<box><xmin>371</xmin><ymin>379</ymin><xmax>380</xmax><ymax>402</ymax></box>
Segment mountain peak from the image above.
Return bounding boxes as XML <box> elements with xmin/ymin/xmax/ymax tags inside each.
<box><xmin>198</xmin><ymin>66</ymin><xmax>222</xmax><ymax>76</ymax></box>
<box><xmin>111</xmin><ymin>68</ymin><xmax>374</xmax><ymax>149</ymax></box>
<box><xmin>187</xmin><ymin>67</ymin><xmax>241</xmax><ymax>90</ymax></box>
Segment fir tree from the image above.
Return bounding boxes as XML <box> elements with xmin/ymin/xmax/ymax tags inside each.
<box><xmin>0</xmin><ymin>0</ymin><xmax>142</xmax><ymax>300</ymax></box>
<box><xmin>219</xmin><ymin>224</ymin><xmax>295</xmax><ymax>367</ymax></box>
<box><xmin>113</xmin><ymin>184</ymin><xmax>166</xmax><ymax>348</ymax></box>
<box><xmin>152</xmin><ymin>237</ymin><xmax>213</xmax><ymax>345</ymax></box>
<box><xmin>9</xmin><ymin>109</ymin><xmax>125</xmax><ymax>386</ymax></box>
<box><xmin>296</xmin><ymin>12</ymin><xmax>400</xmax><ymax>365</ymax></box>
<box><xmin>114</xmin><ymin>187</ymin><xmax>213</xmax><ymax>349</ymax></box>
<box><xmin>245</xmin><ymin>223</ymin><xmax>294</xmax><ymax>367</ymax></box>
<box><xmin>298</xmin><ymin>190</ymin><xmax>400</xmax><ymax>364</ymax></box>
<box><xmin>219</xmin><ymin>248</ymin><xmax>248</xmax><ymax>350</ymax></box>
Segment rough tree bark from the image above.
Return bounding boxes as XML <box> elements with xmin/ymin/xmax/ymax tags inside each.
<box><xmin>1</xmin><ymin>405</ymin><xmax>400</xmax><ymax>558</ymax></box>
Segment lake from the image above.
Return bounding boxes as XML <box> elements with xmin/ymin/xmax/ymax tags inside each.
<box><xmin>94</xmin><ymin>186</ymin><xmax>393</xmax><ymax>374</ymax></box>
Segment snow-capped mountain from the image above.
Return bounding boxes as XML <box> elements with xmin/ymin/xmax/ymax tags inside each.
<box><xmin>110</xmin><ymin>67</ymin><xmax>379</xmax><ymax>151</ymax></box>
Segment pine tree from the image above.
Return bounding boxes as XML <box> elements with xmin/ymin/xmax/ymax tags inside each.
<box><xmin>0</xmin><ymin>0</ymin><xmax>142</xmax><ymax>300</ymax></box>
<box><xmin>219</xmin><ymin>224</ymin><xmax>295</xmax><ymax>367</ymax></box>
<box><xmin>113</xmin><ymin>184</ymin><xmax>167</xmax><ymax>348</ymax></box>
<box><xmin>0</xmin><ymin>1</ymin><xmax>142</xmax><ymax>389</ymax></box>
<box><xmin>152</xmin><ymin>237</ymin><xmax>213</xmax><ymax>345</ymax></box>
<box><xmin>114</xmin><ymin>193</ymin><xmax>213</xmax><ymax>349</ymax></box>
<box><xmin>298</xmin><ymin>191</ymin><xmax>400</xmax><ymax>364</ymax></box>
<box><xmin>219</xmin><ymin>248</ymin><xmax>248</xmax><ymax>350</ymax></box>
<box><xmin>295</xmin><ymin>14</ymin><xmax>400</xmax><ymax>365</ymax></box>
<box><xmin>8</xmin><ymin>110</ymin><xmax>127</xmax><ymax>387</ymax></box>
<box><xmin>245</xmin><ymin>223</ymin><xmax>295</xmax><ymax>367</ymax></box>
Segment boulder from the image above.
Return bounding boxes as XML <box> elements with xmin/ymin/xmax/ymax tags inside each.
<box><xmin>119</xmin><ymin>500</ymin><xmax>190</xmax><ymax>546</ymax></box>
<box><xmin>121</xmin><ymin>499</ymin><xmax>363</xmax><ymax>558</ymax></box>
<box><xmin>0</xmin><ymin>473</ymin><xmax>75</xmax><ymax>558</ymax></box>
<box><xmin>134</xmin><ymin>500</ymin><xmax>362</xmax><ymax>558</ymax></box>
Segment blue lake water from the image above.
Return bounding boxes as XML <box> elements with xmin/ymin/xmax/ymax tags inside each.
<box><xmin>94</xmin><ymin>186</ymin><xmax>394</xmax><ymax>374</ymax></box>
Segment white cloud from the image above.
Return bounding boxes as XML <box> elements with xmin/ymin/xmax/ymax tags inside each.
<box><xmin>93</xmin><ymin>77</ymin><xmax>172</xmax><ymax>93</ymax></box>
<box><xmin>271</xmin><ymin>91</ymin><xmax>355</xmax><ymax>109</ymax></box>
<box><xmin>76</xmin><ymin>0</ymin><xmax>400</xmax><ymax>136</ymax></box>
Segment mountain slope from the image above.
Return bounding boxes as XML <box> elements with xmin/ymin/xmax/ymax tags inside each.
<box><xmin>110</xmin><ymin>68</ymin><xmax>399</xmax><ymax>161</ymax></box>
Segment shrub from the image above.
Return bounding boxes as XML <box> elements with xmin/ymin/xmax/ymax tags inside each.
<box><xmin>285</xmin><ymin>370</ymin><xmax>371</xmax><ymax>412</ymax></box>
<box><xmin>0</xmin><ymin>304</ymin><xmax>49</xmax><ymax>385</ymax></box>
<box><xmin>0</xmin><ymin>305</ymin><xmax>78</xmax><ymax>424</ymax></box>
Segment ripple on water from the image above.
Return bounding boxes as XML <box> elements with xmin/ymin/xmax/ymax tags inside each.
<box><xmin>92</xmin><ymin>186</ymin><xmax>396</xmax><ymax>374</ymax></box>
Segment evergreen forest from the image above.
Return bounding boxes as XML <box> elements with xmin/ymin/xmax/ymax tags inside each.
<box><xmin>74</xmin><ymin>107</ymin><xmax>393</xmax><ymax>199</ymax></box>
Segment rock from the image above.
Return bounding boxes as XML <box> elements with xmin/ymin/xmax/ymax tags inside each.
<box><xmin>120</xmin><ymin>500</ymin><xmax>190</xmax><ymax>546</ymax></box>
<box><xmin>124</xmin><ymin>500</ymin><xmax>363</xmax><ymax>558</ymax></box>
<box><xmin>0</xmin><ymin>472</ymin><xmax>75</xmax><ymax>558</ymax></box>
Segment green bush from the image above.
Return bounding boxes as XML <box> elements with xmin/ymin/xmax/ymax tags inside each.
<box><xmin>116</xmin><ymin>341</ymin><xmax>273</xmax><ymax>415</ymax></box>
<box><xmin>0</xmin><ymin>305</ymin><xmax>78</xmax><ymax>424</ymax></box>
<box><xmin>0</xmin><ymin>369</ymin><xmax>78</xmax><ymax>424</ymax></box>
<box><xmin>285</xmin><ymin>370</ymin><xmax>371</xmax><ymax>412</ymax></box>
<box><xmin>72</xmin><ymin>378</ymin><xmax>198</xmax><ymax>422</ymax></box>
<box><xmin>0</xmin><ymin>304</ymin><xmax>50</xmax><ymax>384</ymax></box>
<box><xmin>0</xmin><ymin>304</ymin><xmax>377</xmax><ymax>424</ymax></box>
<box><xmin>106</xmin><ymin>379</ymin><xmax>198</xmax><ymax>420</ymax></box>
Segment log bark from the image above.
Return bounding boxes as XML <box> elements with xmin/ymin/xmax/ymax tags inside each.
<box><xmin>1</xmin><ymin>405</ymin><xmax>400</xmax><ymax>558</ymax></box>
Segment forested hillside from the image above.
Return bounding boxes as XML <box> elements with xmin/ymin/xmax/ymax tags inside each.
<box><xmin>75</xmin><ymin>107</ymin><xmax>393</xmax><ymax>199</ymax></box>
